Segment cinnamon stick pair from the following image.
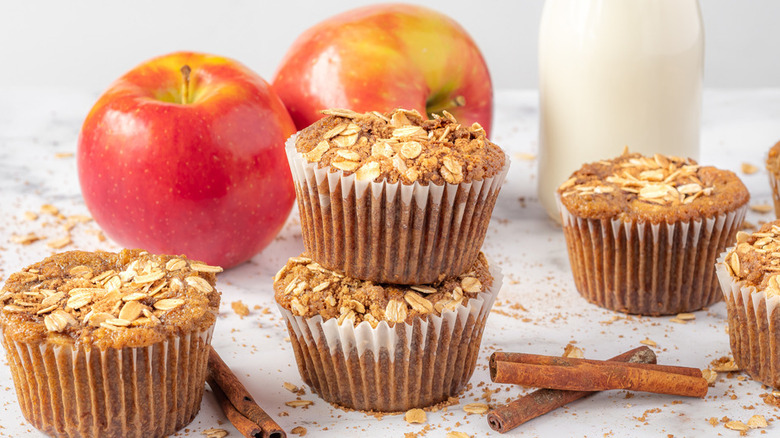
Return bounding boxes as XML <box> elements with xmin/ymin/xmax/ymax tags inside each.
<box><xmin>208</xmin><ymin>346</ymin><xmax>286</xmax><ymax>438</ymax></box>
<box><xmin>487</xmin><ymin>346</ymin><xmax>708</xmax><ymax>433</ymax></box>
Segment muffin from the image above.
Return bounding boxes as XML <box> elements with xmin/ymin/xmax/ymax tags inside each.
<box><xmin>716</xmin><ymin>222</ymin><xmax>780</xmax><ymax>388</ymax></box>
<box><xmin>274</xmin><ymin>252</ymin><xmax>501</xmax><ymax>412</ymax></box>
<box><xmin>766</xmin><ymin>140</ymin><xmax>780</xmax><ymax>217</ymax></box>
<box><xmin>285</xmin><ymin>108</ymin><xmax>509</xmax><ymax>285</ymax></box>
<box><xmin>0</xmin><ymin>249</ymin><xmax>222</xmax><ymax>438</ymax></box>
<box><xmin>557</xmin><ymin>151</ymin><xmax>749</xmax><ymax>315</ymax></box>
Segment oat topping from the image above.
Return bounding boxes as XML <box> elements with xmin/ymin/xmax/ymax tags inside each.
<box><xmin>294</xmin><ymin>108</ymin><xmax>506</xmax><ymax>185</ymax></box>
<box><xmin>725</xmin><ymin>221</ymin><xmax>780</xmax><ymax>296</ymax></box>
<box><xmin>0</xmin><ymin>249</ymin><xmax>221</xmax><ymax>346</ymax></box>
<box><xmin>274</xmin><ymin>252</ymin><xmax>493</xmax><ymax>327</ymax></box>
<box><xmin>559</xmin><ymin>152</ymin><xmax>713</xmax><ymax>205</ymax></box>
<box><xmin>558</xmin><ymin>151</ymin><xmax>749</xmax><ymax>222</ymax></box>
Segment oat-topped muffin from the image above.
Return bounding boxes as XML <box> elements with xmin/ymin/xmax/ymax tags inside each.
<box><xmin>765</xmin><ymin>140</ymin><xmax>780</xmax><ymax>217</ymax></box>
<box><xmin>294</xmin><ymin>108</ymin><xmax>505</xmax><ymax>185</ymax></box>
<box><xmin>558</xmin><ymin>152</ymin><xmax>749</xmax><ymax>222</ymax></box>
<box><xmin>274</xmin><ymin>252</ymin><xmax>501</xmax><ymax>412</ymax></box>
<box><xmin>556</xmin><ymin>151</ymin><xmax>749</xmax><ymax>315</ymax></box>
<box><xmin>274</xmin><ymin>252</ymin><xmax>493</xmax><ymax>326</ymax></box>
<box><xmin>285</xmin><ymin>108</ymin><xmax>510</xmax><ymax>285</ymax></box>
<box><xmin>0</xmin><ymin>249</ymin><xmax>221</xmax><ymax>438</ymax></box>
<box><xmin>717</xmin><ymin>221</ymin><xmax>780</xmax><ymax>389</ymax></box>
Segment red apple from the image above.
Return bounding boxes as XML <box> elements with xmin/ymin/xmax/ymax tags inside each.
<box><xmin>78</xmin><ymin>51</ymin><xmax>296</xmax><ymax>268</ymax></box>
<box><xmin>272</xmin><ymin>3</ymin><xmax>493</xmax><ymax>134</ymax></box>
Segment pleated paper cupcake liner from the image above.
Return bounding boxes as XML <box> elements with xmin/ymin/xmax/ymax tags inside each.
<box><xmin>716</xmin><ymin>252</ymin><xmax>780</xmax><ymax>388</ymax></box>
<box><xmin>558</xmin><ymin>196</ymin><xmax>747</xmax><ymax>315</ymax></box>
<box><xmin>1</xmin><ymin>327</ymin><xmax>214</xmax><ymax>438</ymax></box>
<box><xmin>278</xmin><ymin>264</ymin><xmax>502</xmax><ymax>412</ymax></box>
<box><xmin>286</xmin><ymin>134</ymin><xmax>509</xmax><ymax>285</ymax></box>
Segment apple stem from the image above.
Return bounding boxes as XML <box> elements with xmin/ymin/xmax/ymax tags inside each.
<box><xmin>427</xmin><ymin>95</ymin><xmax>466</xmax><ymax>118</ymax></box>
<box><xmin>180</xmin><ymin>65</ymin><xmax>191</xmax><ymax>104</ymax></box>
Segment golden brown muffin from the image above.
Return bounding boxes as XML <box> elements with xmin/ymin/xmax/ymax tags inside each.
<box><xmin>765</xmin><ymin>140</ymin><xmax>780</xmax><ymax>217</ymax></box>
<box><xmin>0</xmin><ymin>249</ymin><xmax>221</xmax><ymax>438</ymax></box>
<box><xmin>557</xmin><ymin>151</ymin><xmax>749</xmax><ymax>315</ymax></box>
<box><xmin>274</xmin><ymin>252</ymin><xmax>500</xmax><ymax>412</ymax></box>
<box><xmin>718</xmin><ymin>222</ymin><xmax>780</xmax><ymax>389</ymax></box>
<box><xmin>286</xmin><ymin>108</ymin><xmax>509</xmax><ymax>285</ymax></box>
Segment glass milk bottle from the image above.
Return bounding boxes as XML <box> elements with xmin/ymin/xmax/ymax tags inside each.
<box><xmin>537</xmin><ymin>0</ymin><xmax>704</xmax><ymax>221</ymax></box>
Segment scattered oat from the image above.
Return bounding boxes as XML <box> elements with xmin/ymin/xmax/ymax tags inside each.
<box><xmin>40</xmin><ymin>204</ymin><xmax>59</xmax><ymax>215</ymax></box>
<box><xmin>711</xmin><ymin>357</ymin><xmax>741</xmax><ymax>372</ymax></box>
<box><xmin>283</xmin><ymin>382</ymin><xmax>299</xmax><ymax>393</ymax></box>
<box><xmin>23</xmin><ymin>211</ymin><xmax>38</xmax><ymax>221</ymax></box>
<box><xmin>750</xmin><ymin>203</ymin><xmax>774</xmax><ymax>214</ymax></box>
<box><xmin>741</xmin><ymin>162</ymin><xmax>759</xmax><ymax>174</ymax></box>
<box><xmin>285</xmin><ymin>400</ymin><xmax>313</xmax><ymax>408</ymax></box>
<box><xmin>747</xmin><ymin>414</ymin><xmax>768</xmax><ymax>429</ymax></box>
<box><xmin>463</xmin><ymin>403</ymin><xmax>489</xmax><ymax>414</ymax></box>
<box><xmin>54</xmin><ymin>152</ymin><xmax>74</xmax><ymax>159</ymax></box>
<box><xmin>701</xmin><ymin>369</ymin><xmax>718</xmax><ymax>386</ymax></box>
<box><xmin>669</xmin><ymin>317</ymin><xmax>688</xmax><ymax>324</ymax></box>
<box><xmin>290</xmin><ymin>426</ymin><xmax>307</xmax><ymax>436</ymax></box>
<box><xmin>724</xmin><ymin>420</ymin><xmax>748</xmax><ymax>432</ymax></box>
<box><xmin>11</xmin><ymin>233</ymin><xmax>42</xmax><ymax>245</ymax></box>
<box><xmin>231</xmin><ymin>301</ymin><xmax>249</xmax><ymax>317</ymax></box>
<box><xmin>676</xmin><ymin>312</ymin><xmax>696</xmax><ymax>321</ymax></box>
<box><xmin>446</xmin><ymin>432</ymin><xmax>471</xmax><ymax>438</ymax></box>
<box><xmin>639</xmin><ymin>338</ymin><xmax>657</xmax><ymax>347</ymax></box>
<box><xmin>202</xmin><ymin>428</ymin><xmax>228</xmax><ymax>438</ymax></box>
<box><xmin>562</xmin><ymin>343</ymin><xmax>584</xmax><ymax>358</ymax></box>
<box><xmin>405</xmin><ymin>408</ymin><xmax>426</xmax><ymax>424</ymax></box>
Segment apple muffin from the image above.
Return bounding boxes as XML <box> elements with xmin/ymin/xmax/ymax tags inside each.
<box><xmin>557</xmin><ymin>151</ymin><xmax>749</xmax><ymax>315</ymax></box>
<box><xmin>286</xmin><ymin>108</ymin><xmax>509</xmax><ymax>285</ymax></box>
<box><xmin>765</xmin><ymin>140</ymin><xmax>780</xmax><ymax>217</ymax></box>
<box><xmin>0</xmin><ymin>249</ymin><xmax>221</xmax><ymax>438</ymax></box>
<box><xmin>274</xmin><ymin>252</ymin><xmax>501</xmax><ymax>412</ymax></box>
<box><xmin>717</xmin><ymin>222</ymin><xmax>780</xmax><ymax>388</ymax></box>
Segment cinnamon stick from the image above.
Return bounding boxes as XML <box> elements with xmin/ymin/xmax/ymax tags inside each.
<box><xmin>489</xmin><ymin>351</ymin><xmax>707</xmax><ymax>398</ymax></box>
<box><xmin>208</xmin><ymin>346</ymin><xmax>286</xmax><ymax>438</ymax></box>
<box><xmin>486</xmin><ymin>346</ymin><xmax>656</xmax><ymax>433</ymax></box>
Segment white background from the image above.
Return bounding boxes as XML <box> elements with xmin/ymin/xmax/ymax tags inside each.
<box><xmin>1</xmin><ymin>0</ymin><xmax>779</xmax><ymax>94</ymax></box>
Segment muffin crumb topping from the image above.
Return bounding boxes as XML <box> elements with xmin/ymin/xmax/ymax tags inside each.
<box><xmin>725</xmin><ymin>222</ymin><xmax>780</xmax><ymax>297</ymax></box>
<box><xmin>294</xmin><ymin>108</ymin><xmax>505</xmax><ymax>185</ymax></box>
<box><xmin>274</xmin><ymin>253</ymin><xmax>493</xmax><ymax>326</ymax></box>
<box><xmin>559</xmin><ymin>152</ymin><xmax>713</xmax><ymax>205</ymax></box>
<box><xmin>0</xmin><ymin>249</ymin><xmax>221</xmax><ymax>344</ymax></box>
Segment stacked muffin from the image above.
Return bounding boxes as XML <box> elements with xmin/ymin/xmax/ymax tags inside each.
<box><xmin>274</xmin><ymin>108</ymin><xmax>509</xmax><ymax>411</ymax></box>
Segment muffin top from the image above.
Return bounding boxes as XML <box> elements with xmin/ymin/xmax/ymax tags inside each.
<box><xmin>293</xmin><ymin>108</ymin><xmax>506</xmax><ymax>185</ymax></box>
<box><xmin>724</xmin><ymin>221</ymin><xmax>780</xmax><ymax>297</ymax></box>
<box><xmin>274</xmin><ymin>252</ymin><xmax>493</xmax><ymax>327</ymax></box>
<box><xmin>557</xmin><ymin>151</ymin><xmax>749</xmax><ymax>223</ymax></box>
<box><xmin>766</xmin><ymin>140</ymin><xmax>780</xmax><ymax>175</ymax></box>
<box><xmin>0</xmin><ymin>249</ymin><xmax>221</xmax><ymax>349</ymax></box>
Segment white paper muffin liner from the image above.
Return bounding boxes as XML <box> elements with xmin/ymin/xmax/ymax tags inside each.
<box><xmin>1</xmin><ymin>327</ymin><xmax>214</xmax><ymax>438</ymax></box>
<box><xmin>285</xmin><ymin>134</ymin><xmax>510</xmax><ymax>285</ymax></box>
<box><xmin>716</xmin><ymin>250</ymin><xmax>780</xmax><ymax>388</ymax></box>
<box><xmin>558</xmin><ymin>195</ymin><xmax>747</xmax><ymax>315</ymax></box>
<box><xmin>278</xmin><ymin>263</ymin><xmax>502</xmax><ymax>412</ymax></box>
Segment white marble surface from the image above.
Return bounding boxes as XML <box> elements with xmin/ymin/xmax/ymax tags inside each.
<box><xmin>0</xmin><ymin>88</ymin><xmax>779</xmax><ymax>437</ymax></box>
